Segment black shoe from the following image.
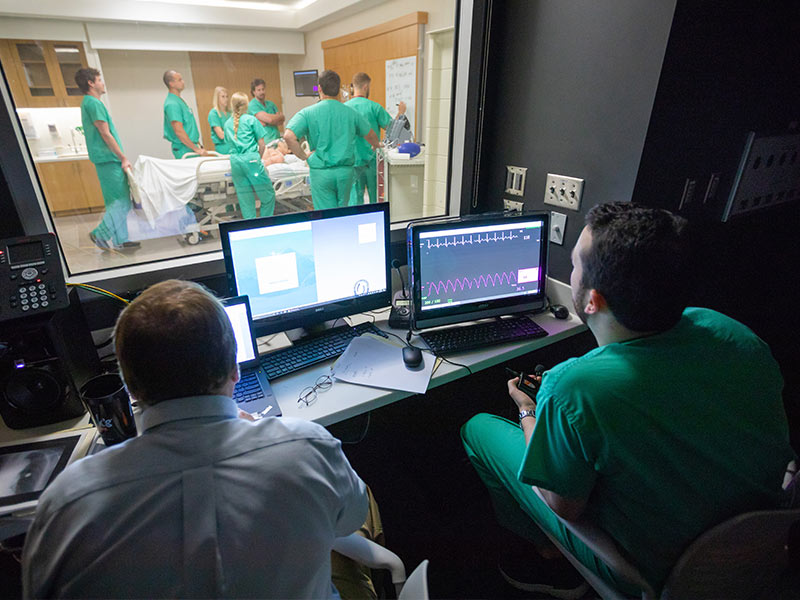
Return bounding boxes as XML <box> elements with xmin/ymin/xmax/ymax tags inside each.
<box><xmin>498</xmin><ymin>549</ymin><xmax>590</xmax><ymax>599</ymax></box>
<box><xmin>89</xmin><ymin>232</ymin><xmax>111</xmax><ymax>250</ymax></box>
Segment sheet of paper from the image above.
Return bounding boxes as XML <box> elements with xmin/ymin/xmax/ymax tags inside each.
<box><xmin>331</xmin><ymin>334</ymin><xmax>434</xmax><ymax>394</ymax></box>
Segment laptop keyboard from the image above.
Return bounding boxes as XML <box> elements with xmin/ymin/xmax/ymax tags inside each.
<box><xmin>260</xmin><ymin>322</ymin><xmax>388</xmax><ymax>380</ymax></box>
<box><xmin>232</xmin><ymin>371</ymin><xmax>265</xmax><ymax>404</ymax></box>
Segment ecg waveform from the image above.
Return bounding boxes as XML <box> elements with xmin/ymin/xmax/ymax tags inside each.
<box><xmin>423</xmin><ymin>230</ymin><xmax>521</xmax><ymax>249</ymax></box>
<box><xmin>425</xmin><ymin>271</ymin><xmax>518</xmax><ymax>296</ymax></box>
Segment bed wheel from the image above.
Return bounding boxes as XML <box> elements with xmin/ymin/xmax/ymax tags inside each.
<box><xmin>186</xmin><ymin>232</ymin><xmax>200</xmax><ymax>245</ymax></box>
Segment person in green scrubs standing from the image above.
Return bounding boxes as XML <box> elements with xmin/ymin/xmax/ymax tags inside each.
<box><xmin>346</xmin><ymin>72</ymin><xmax>405</xmax><ymax>205</ymax></box>
<box><xmin>207</xmin><ymin>86</ymin><xmax>232</xmax><ymax>154</ymax></box>
<box><xmin>162</xmin><ymin>70</ymin><xmax>207</xmax><ymax>159</ymax></box>
<box><xmin>248</xmin><ymin>78</ymin><xmax>284</xmax><ymax>144</ymax></box>
<box><xmin>284</xmin><ymin>70</ymin><xmax>379</xmax><ymax>210</ymax></box>
<box><xmin>224</xmin><ymin>92</ymin><xmax>275</xmax><ymax>219</ymax></box>
<box><xmin>75</xmin><ymin>68</ymin><xmax>138</xmax><ymax>251</ymax></box>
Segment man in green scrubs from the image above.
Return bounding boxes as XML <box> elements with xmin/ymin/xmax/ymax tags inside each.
<box><xmin>162</xmin><ymin>70</ymin><xmax>207</xmax><ymax>159</ymax></box>
<box><xmin>345</xmin><ymin>72</ymin><xmax>405</xmax><ymax>205</ymax></box>
<box><xmin>248</xmin><ymin>78</ymin><xmax>284</xmax><ymax>144</ymax></box>
<box><xmin>75</xmin><ymin>68</ymin><xmax>138</xmax><ymax>250</ymax></box>
<box><xmin>284</xmin><ymin>70</ymin><xmax>379</xmax><ymax>210</ymax></box>
<box><xmin>461</xmin><ymin>203</ymin><xmax>795</xmax><ymax>597</ymax></box>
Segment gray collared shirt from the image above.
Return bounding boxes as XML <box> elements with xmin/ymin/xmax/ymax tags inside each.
<box><xmin>22</xmin><ymin>395</ymin><xmax>367</xmax><ymax>599</ymax></box>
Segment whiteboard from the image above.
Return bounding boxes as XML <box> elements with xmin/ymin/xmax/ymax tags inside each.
<box><xmin>385</xmin><ymin>56</ymin><xmax>417</xmax><ymax>136</ymax></box>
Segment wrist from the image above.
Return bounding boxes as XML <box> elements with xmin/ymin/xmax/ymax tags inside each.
<box><xmin>518</xmin><ymin>408</ymin><xmax>536</xmax><ymax>423</ymax></box>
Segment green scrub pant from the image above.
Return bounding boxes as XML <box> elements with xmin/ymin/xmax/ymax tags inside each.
<box><xmin>310</xmin><ymin>166</ymin><xmax>355</xmax><ymax>210</ymax></box>
<box><xmin>230</xmin><ymin>152</ymin><xmax>275</xmax><ymax>219</ymax></box>
<box><xmin>171</xmin><ymin>142</ymin><xmax>198</xmax><ymax>159</ymax></box>
<box><xmin>349</xmin><ymin>157</ymin><xmax>378</xmax><ymax>206</ymax></box>
<box><xmin>91</xmin><ymin>162</ymin><xmax>131</xmax><ymax>246</ymax></box>
<box><xmin>461</xmin><ymin>413</ymin><xmax>640</xmax><ymax>596</ymax></box>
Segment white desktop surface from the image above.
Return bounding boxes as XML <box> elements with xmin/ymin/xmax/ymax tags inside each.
<box><xmin>0</xmin><ymin>279</ymin><xmax>585</xmax><ymax>438</ymax></box>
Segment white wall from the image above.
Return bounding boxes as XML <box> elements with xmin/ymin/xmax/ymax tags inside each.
<box><xmin>423</xmin><ymin>27</ymin><xmax>453</xmax><ymax>217</ymax></box>
<box><xmin>99</xmin><ymin>50</ymin><xmax>200</xmax><ymax>162</ymax></box>
<box><xmin>278</xmin><ymin>0</ymin><xmax>455</xmax><ymax>119</ymax></box>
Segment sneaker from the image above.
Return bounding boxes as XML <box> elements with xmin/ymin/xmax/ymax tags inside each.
<box><xmin>89</xmin><ymin>232</ymin><xmax>111</xmax><ymax>250</ymax></box>
<box><xmin>498</xmin><ymin>551</ymin><xmax>590</xmax><ymax>599</ymax></box>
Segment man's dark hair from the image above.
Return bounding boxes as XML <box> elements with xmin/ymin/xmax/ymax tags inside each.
<box><xmin>114</xmin><ymin>280</ymin><xmax>237</xmax><ymax>406</ymax></box>
<box><xmin>582</xmin><ymin>202</ymin><xmax>688</xmax><ymax>332</ymax></box>
<box><xmin>163</xmin><ymin>70</ymin><xmax>177</xmax><ymax>88</ymax></box>
<box><xmin>250</xmin><ymin>78</ymin><xmax>265</xmax><ymax>95</ymax></box>
<box><xmin>74</xmin><ymin>68</ymin><xmax>101</xmax><ymax>94</ymax></box>
<box><xmin>352</xmin><ymin>72</ymin><xmax>371</xmax><ymax>88</ymax></box>
<box><xmin>318</xmin><ymin>70</ymin><xmax>341</xmax><ymax>97</ymax></box>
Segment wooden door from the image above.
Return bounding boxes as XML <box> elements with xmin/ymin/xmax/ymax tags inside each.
<box><xmin>189</xmin><ymin>52</ymin><xmax>282</xmax><ymax>152</ymax></box>
<box><xmin>36</xmin><ymin>161</ymin><xmax>87</xmax><ymax>213</ymax></box>
<box><xmin>6</xmin><ymin>41</ymin><xmax>58</xmax><ymax>107</ymax></box>
<box><xmin>49</xmin><ymin>42</ymin><xmax>89</xmax><ymax>107</ymax></box>
<box><xmin>76</xmin><ymin>160</ymin><xmax>105</xmax><ymax>211</ymax></box>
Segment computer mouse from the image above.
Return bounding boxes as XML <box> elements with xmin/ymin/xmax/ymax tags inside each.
<box><xmin>402</xmin><ymin>345</ymin><xmax>423</xmax><ymax>369</ymax></box>
<box><xmin>550</xmin><ymin>304</ymin><xmax>570</xmax><ymax>320</ymax></box>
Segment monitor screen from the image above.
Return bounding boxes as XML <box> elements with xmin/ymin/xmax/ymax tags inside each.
<box><xmin>408</xmin><ymin>212</ymin><xmax>549</xmax><ymax>329</ymax></box>
<box><xmin>294</xmin><ymin>70</ymin><xmax>319</xmax><ymax>97</ymax></box>
<box><xmin>220</xmin><ymin>203</ymin><xmax>391</xmax><ymax>336</ymax></box>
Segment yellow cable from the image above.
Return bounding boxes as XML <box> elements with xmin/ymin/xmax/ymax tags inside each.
<box><xmin>67</xmin><ymin>283</ymin><xmax>130</xmax><ymax>304</ymax></box>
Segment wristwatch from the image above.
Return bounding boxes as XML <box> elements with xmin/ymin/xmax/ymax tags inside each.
<box><xmin>518</xmin><ymin>408</ymin><xmax>536</xmax><ymax>423</ymax></box>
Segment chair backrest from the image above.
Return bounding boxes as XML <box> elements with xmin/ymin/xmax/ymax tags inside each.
<box><xmin>399</xmin><ymin>559</ymin><xmax>429</xmax><ymax>600</ymax></box>
<box><xmin>661</xmin><ymin>507</ymin><xmax>800</xmax><ymax>599</ymax></box>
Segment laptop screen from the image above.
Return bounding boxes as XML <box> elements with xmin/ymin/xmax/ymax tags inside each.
<box><xmin>222</xmin><ymin>297</ymin><xmax>258</xmax><ymax>366</ymax></box>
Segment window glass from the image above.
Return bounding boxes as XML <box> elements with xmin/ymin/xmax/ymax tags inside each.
<box><xmin>0</xmin><ymin>1</ymin><xmax>456</xmax><ymax>277</ymax></box>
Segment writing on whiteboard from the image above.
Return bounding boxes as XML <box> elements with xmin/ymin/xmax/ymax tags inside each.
<box><xmin>385</xmin><ymin>56</ymin><xmax>416</xmax><ymax>135</ymax></box>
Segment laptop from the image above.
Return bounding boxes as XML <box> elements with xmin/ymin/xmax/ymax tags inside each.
<box><xmin>222</xmin><ymin>296</ymin><xmax>281</xmax><ymax>418</ymax></box>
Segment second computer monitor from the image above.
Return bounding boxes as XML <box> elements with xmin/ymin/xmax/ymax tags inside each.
<box><xmin>408</xmin><ymin>212</ymin><xmax>550</xmax><ymax>329</ymax></box>
<box><xmin>219</xmin><ymin>203</ymin><xmax>391</xmax><ymax>336</ymax></box>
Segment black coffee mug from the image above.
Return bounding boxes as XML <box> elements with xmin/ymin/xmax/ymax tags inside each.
<box><xmin>80</xmin><ymin>373</ymin><xmax>137</xmax><ymax>446</ymax></box>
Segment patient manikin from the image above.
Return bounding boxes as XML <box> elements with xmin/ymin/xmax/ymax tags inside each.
<box><xmin>262</xmin><ymin>139</ymin><xmax>304</xmax><ymax>167</ymax></box>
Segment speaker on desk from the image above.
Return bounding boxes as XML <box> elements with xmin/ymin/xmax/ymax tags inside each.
<box><xmin>0</xmin><ymin>288</ymin><xmax>101</xmax><ymax>429</ymax></box>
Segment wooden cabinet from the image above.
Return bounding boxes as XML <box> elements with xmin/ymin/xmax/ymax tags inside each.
<box><xmin>35</xmin><ymin>159</ymin><xmax>105</xmax><ymax>215</ymax></box>
<box><xmin>0</xmin><ymin>40</ymin><xmax>88</xmax><ymax>108</ymax></box>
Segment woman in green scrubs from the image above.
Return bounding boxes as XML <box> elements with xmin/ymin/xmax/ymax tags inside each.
<box><xmin>208</xmin><ymin>86</ymin><xmax>232</xmax><ymax>154</ymax></box>
<box><xmin>223</xmin><ymin>92</ymin><xmax>275</xmax><ymax>219</ymax></box>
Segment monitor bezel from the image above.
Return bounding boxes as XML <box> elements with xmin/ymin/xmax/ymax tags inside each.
<box><xmin>221</xmin><ymin>295</ymin><xmax>260</xmax><ymax>370</ymax></box>
<box><xmin>219</xmin><ymin>203</ymin><xmax>392</xmax><ymax>337</ymax></box>
<box><xmin>408</xmin><ymin>211</ymin><xmax>550</xmax><ymax>330</ymax></box>
<box><xmin>293</xmin><ymin>69</ymin><xmax>319</xmax><ymax>97</ymax></box>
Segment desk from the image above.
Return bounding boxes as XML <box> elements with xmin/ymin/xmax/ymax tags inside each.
<box><xmin>0</xmin><ymin>279</ymin><xmax>585</xmax><ymax>438</ymax></box>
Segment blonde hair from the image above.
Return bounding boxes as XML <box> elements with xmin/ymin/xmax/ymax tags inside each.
<box><xmin>212</xmin><ymin>86</ymin><xmax>229</xmax><ymax>117</ymax></box>
<box><xmin>230</xmin><ymin>92</ymin><xmax>249</xmax><ymax>139</ymax></box>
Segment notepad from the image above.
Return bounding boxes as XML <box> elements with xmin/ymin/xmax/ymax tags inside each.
<box><xmin>331</xmin><ymin>334</ymin><xmax>435</xmax><ymax>394</ymax></box>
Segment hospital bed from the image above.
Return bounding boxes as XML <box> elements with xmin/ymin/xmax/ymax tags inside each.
<box><xmin>128</xmin><ymin>143</ymin><xmax>312</xmax><ymax>245</ymax></box>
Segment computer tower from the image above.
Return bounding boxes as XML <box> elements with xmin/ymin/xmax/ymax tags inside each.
<box><xmin>0</xmin><ymin>288</ymin><xmax>100</xmax><ymax>429</ymax></box>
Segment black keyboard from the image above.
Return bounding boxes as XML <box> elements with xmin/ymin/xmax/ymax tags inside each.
<box><xmin>232</xmin><ymin>371</ymin><xmax>264</xmax><ymax>404</ymax></box>
<box><xmin>259</xmin><ymin>322</ymin><xmax>388</xmax><ymax>380</ymax></box>
<box><xmin>419</xmin><ymin>315</ymin><xmax>548</xmax><ymax>354</ymax></box>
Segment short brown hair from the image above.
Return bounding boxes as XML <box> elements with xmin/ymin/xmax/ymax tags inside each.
<box><xmin>319</xmin><ymin>70</ymin><xmax>340</xmax><ymax>97</ymax></box>
<box><xmin>114</xmin><ymin>280</ymin><xmax>236</xmax><ymax>406</ymax></box>
<box><xmin>352</xmin><ymin>72</ymin><xmax>371</xmax><ymax>89</ymax></box>
<box><xmin>75</xmin><ymin>67</ymin><xmax>101</xmax><ymax>94</ymax></box>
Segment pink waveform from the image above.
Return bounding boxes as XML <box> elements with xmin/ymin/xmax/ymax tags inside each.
<box><xmin>426</xmin><ymin>271</ymin><xmax>517</xmax><ymax>296</ymax></box>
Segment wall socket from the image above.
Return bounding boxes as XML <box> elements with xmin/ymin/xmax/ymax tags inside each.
<box><xmin>544</xmin><ymin>173</ymin><xmax>584</xmax><ymax>211</ymax></box>
<box><xmin>550</xmin><ymin>211</ymin><xmax>567</xmax><ymax>245</ymax></box>
<box><xmin>503</xmin><ymin>199</ymin><xmax>524</xmax><ymax>212</ymax></box>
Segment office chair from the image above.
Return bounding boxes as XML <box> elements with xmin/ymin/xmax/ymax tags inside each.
<box><xmin>533</xmin><ymin>473</ymin><xmax>800</xmax><ymax>600</ymax></box>
<box><xmin>332</xmin><ymin>533</ymin><xmax>430</xmax><ymax>599</ymax></box>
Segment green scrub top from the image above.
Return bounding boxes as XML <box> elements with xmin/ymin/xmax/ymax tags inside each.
<box><xmin>247</xmin><ymin>98</ymin><xmax>280</xmax><ymax>143</ymax></box>
<box><xmin>81</xmin><ymin>95</ymin><xmax>123</xmax><ymax>165</ymax></box>
<box><xmin>223</xmin><ymin>114</ymin><xmax>267</xmax><ymax>156</ymax></box>
<box><xmin>345</xmin><ymin>96</ymin><xmax>391</xmax><ymax>166</ymax></box>
<box><xmin>163</xmin><ymin>93</ymin><xmax>200</xmax><ymax>148</ymax></box>
<box><xmin>519</xmin><ymin>307</ymin><xmax>794</xmax><ymax>589</ymax></box>
<box><xmin>208</xmin><ymin>108</ymin><xmax>232</xmax><ymax>153</ymax></box>
<box><xmin>286</xmin><ymin>99</ymin><xmax>371</xmax><ymax>170</ymax></box>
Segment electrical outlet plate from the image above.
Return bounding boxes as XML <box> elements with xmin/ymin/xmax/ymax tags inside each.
<box><xmin>544</xmin><ymin>173</ymin><xmax>584</xmax><ymax>211</ymax></box>
<box><xmin>503</xmin><ymin>199</ymin><xmax>524</xmax><ymax>212</ymax></box>
<box><xmin>505</xmin><ymin>166</ymin><xmax>527</xmax><ymax>197</ymax></box>
<box><xmin>550</xmin><ymin>211</ymin><xmax>567</xmax><ymax>245</ymax></box>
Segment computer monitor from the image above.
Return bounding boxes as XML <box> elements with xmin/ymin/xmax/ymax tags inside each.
<box><xmin>407</xmin><ymin>212</ymin><xmax>550</xmax><ymax>329</ymax></box>
<box><xmin>219</xmin><ymin>203</ymin><xmax>391</xmax><ymax>337</ymax></box>
<box><xmin>293</xmin><ymin>70</ymin><xmax>319</xmax><ymax>97</ymax></box>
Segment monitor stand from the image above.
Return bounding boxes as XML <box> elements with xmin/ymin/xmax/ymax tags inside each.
<box><xmin>284</xmin><ymin>319</ymin><xmax>344</xmax><ymax>343</ymax></box>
